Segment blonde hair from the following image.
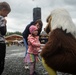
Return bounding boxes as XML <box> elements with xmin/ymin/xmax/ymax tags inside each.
<box><xmin>50</xmin><ymin>8</ymin><xmax>76</xmax><ymax>37</ymax></box>
<box><xmin>0</xmin><ymin>2</ymin><xmax>11</xmax><ymax>12</ymax></box>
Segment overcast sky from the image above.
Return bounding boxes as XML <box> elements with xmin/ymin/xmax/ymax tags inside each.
<box><xmin>0</xmin><ymin>0</ymin><xmax>76</xmax><ymax>32</ymax></box>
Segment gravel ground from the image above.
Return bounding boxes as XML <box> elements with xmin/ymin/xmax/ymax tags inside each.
<box><xmin>1</xmin><ymin>45</ymin><xmax>73</xmax><ymax>75</ymax></box>
<box><xmin>1</xmin><ymin>45</ymin><xmax>49</xmax><ymax>75</ymax></box>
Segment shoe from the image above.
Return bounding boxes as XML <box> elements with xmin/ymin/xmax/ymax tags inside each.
<box><xmin>24</xmin><ymin>65</ymin><xmax>29</xmax><ymax>69</ymax></box>
<box><xmin>33</xmin><ymin>71</ymin><xmax>39</xmax><ymax>75</ymax></box>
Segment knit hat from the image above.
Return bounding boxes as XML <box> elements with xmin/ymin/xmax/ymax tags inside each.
<box><xmin>29</xmin><ymin>25</ymin><xmax>38</xmax><ymax>34</ymax></box>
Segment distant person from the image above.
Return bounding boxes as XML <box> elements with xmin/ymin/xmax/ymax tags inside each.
<box><xmin>0</xmin><ymin>2</ymin><xmax>11</xmax><ymax>75</ymax></box>
<box><xmin>24</xmin><ymin>25</ymin><xmax>41</xmax><ymax>75</ymax></box>
<box><xmin>22</xmin><ymin>19</ymin><xmax>43</xmax><ymax>56</ymax></box>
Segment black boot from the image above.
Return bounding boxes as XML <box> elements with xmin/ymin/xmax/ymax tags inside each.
<box><xmin>33</xmin><ymin>71</ymin><xmax>39</xmax><ymax>75</ymax></box>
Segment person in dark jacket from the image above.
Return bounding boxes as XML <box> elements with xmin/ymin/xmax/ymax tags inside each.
<box><xmin>0</xmin><ymin>2</ymin><xmax>11</xmax><ymax>75</ymax></box>
<box><xmin>22</xmin><ymin>19</ymin><xmax>43</xmax><ymax>56</ymax></box>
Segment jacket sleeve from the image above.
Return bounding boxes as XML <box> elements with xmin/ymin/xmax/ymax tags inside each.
<box><xmin>22</xmin><ymin>21</ymin><xmax>35</xmax><ymax>44</ymax></box>
<box><xmin>0</xmin><ymin>18</ymin><xmax>7</xmax><ymax>35</ymax></box>
<box><xmin>0</xmin><ymin>26</ymin><xmax>7</xmax><ymax>35</ymax></box>
<box><xmin>22</xmin><ymin>24</ymin><xmax>31</xmax><ymax>44</ymax></box>
<box><xmin>28</xmin><ymin>36</ymin><xmax>40</xmax><ymax>47</ymax></box>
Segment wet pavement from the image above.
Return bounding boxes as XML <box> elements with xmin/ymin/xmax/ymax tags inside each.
<box><xmin>2</xmin><ymin>45</ymin><xmax>48</xmax><ymax>75</ymax></box>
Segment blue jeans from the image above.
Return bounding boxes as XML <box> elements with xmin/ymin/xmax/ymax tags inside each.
<box><xmin>23</xmin><ymin>38</ymin><xmax>28</xmax><ymax>56</ymax></box>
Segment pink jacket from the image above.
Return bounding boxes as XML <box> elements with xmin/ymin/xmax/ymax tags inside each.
<box><xmin>27</xmin><ymin>34</ymin><xmax>41</xmax><ymax>55</ymax></box>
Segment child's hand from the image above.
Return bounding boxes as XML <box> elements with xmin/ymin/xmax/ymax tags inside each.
<box><xmin>38</xmin><ymin>49</ymin><xmax>42</xmax><ymax>53</ymax></box>
<box><xmin>40</xmin><ymin>44</ymin><xmax>45</xmax><ymax>49</ymax></box>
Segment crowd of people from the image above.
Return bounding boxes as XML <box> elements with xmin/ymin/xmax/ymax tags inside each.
<box><xmin>0</xmin><ymin>1</ymin><xmax>76</xmax><ymax>75</ymax></box>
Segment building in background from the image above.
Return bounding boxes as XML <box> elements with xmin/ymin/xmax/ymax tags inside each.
<box><xmin>5</xmin><ymin>34</ymin><xmax>23</xmax><ymax>46</ymax></box>
<box><xmin>33</xmin><ymin>7</ymin><xmax>41</xmax><ymax>21</ymax></box>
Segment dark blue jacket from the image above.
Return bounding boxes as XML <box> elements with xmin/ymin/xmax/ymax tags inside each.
<box><xmin>0</xmin><ymin>16</ymin><xmax>7</xmax><ymax>42</ymax></box>
<box><xmin>22</xmin><ymin>21</ymin><xmax>42</xmax><ymax>44</ymax></box>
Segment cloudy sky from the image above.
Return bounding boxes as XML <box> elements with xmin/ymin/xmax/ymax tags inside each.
<box><xmin>0</xmin><ymin>0</ymin><xmax>76</xmax><ymax>32</ymax></box>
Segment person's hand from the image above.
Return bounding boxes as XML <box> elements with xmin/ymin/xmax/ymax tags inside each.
<box><xmin>40</xmin><ymin>44</ymin><xmax>45</xmax><ymax>49</ymax></box>
<box><xmin>38</xmin><ymin>49</ymin><xmax>42</xmax><ymax>53</ymax></box>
